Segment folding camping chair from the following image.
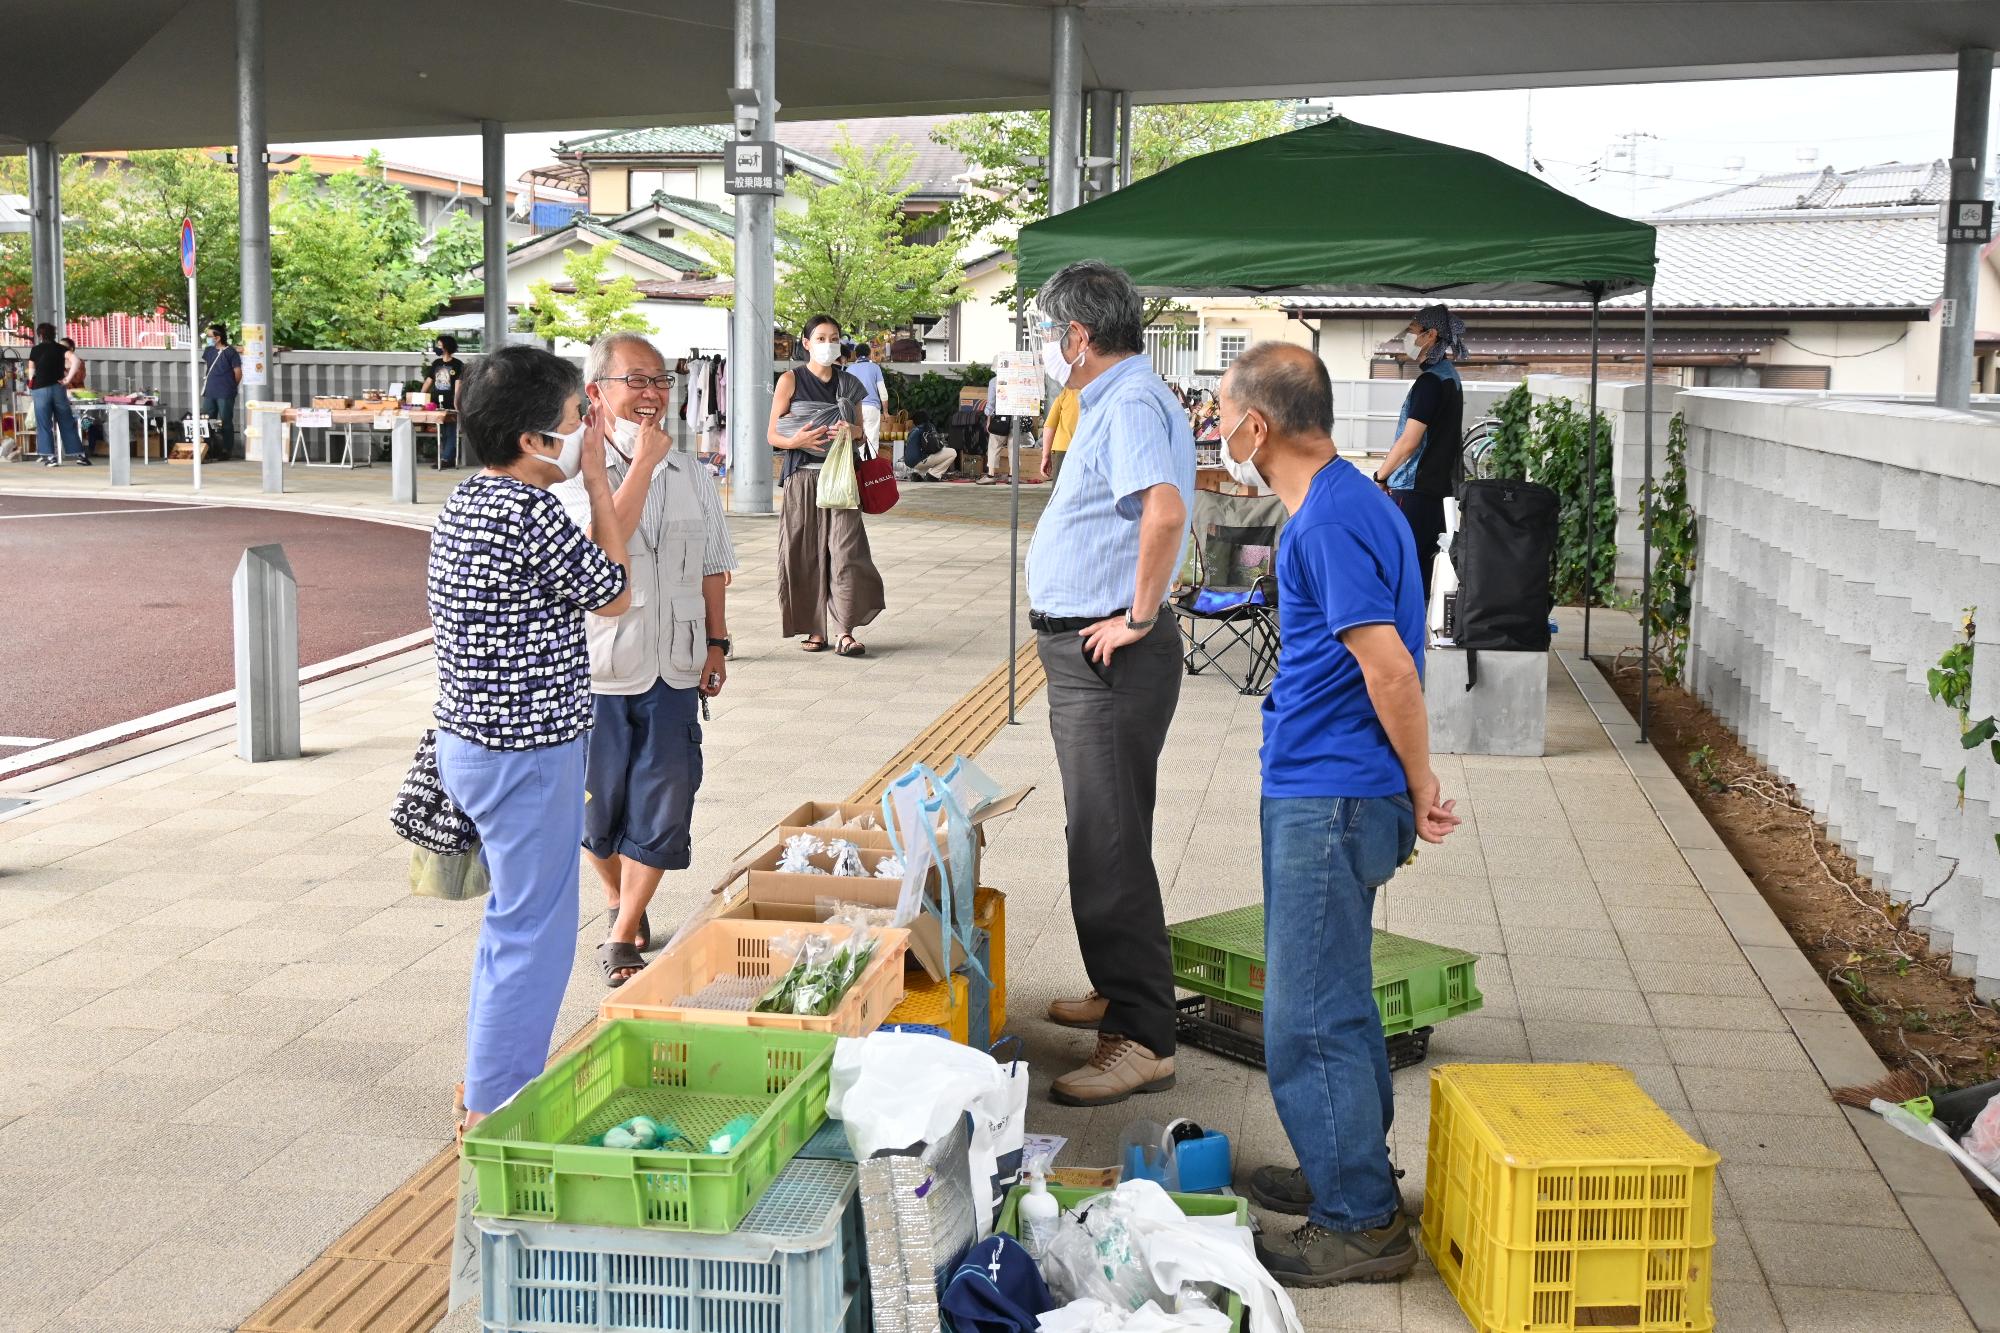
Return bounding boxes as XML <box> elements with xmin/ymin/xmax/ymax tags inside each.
<box><xmin>1172</xmin><ymin>488</ymin><xmax>1288</xmax><ymax>695</ymax></box>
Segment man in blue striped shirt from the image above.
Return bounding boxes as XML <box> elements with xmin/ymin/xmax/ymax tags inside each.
<box><xmin>1024</xmin><ymin>260</ymin><xmax>1195</xmax><ymax>1107</ymax></box>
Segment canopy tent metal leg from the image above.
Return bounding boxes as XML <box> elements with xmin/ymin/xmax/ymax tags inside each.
<box><xmin>1117</xmin><ymin>92</ymin><xmax>1134</xmax><ymax>190</ymax></box>
<box><xmin>481</xmin><ymin>120</ymin><xmax>508</xmax><ymax>355</ymax></box>
<box><xmin>27</xmin><ymin>142</ymin><xmax>63</xmax><ymax>332</ymax></box>
<box><xmin>1640</xmin><ymin>285</ymin><xmax>1655</xmax><ymax>741</ymax></box>
<box><xmin>1049</xmin><ymin>7</ymin><xmax>1083</xmax><ymax>215</ymax></box>
<box><xmin>1583</xmin><ymin>292</ymin><xmax>1601</xmax><ymax>659</ymax></box>
<box><xmin>728</xmin><ymin>0</ymin><xmax>778</xmax><ymax>515</ymax></box>
<box><xmin>1937</xmin><ymin>46</ymin><xmax>1992</xmax><ymax>411</ymax></box>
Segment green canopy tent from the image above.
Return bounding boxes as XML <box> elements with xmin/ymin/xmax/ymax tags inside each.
<box><xmin>1013</xmin><ymin>116</ymin><xmax>1666</xmax><ymax>735</ymax></box>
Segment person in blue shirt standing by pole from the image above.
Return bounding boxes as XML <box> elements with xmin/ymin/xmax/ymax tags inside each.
<box><xmin>200</xmin><ymin>322</ymin><xmax>243</xmax><ymax>460</ymax></box>
<box><xmin>1371</xmin><ymin>305</ymin><xmax>1465</xmax><ymax>604</ymax></box>
<box><xmin>845</xmin><ymin>341</ymin><xmax>889</xmax><ymax>456</ymax></box>
<box><xmin>1215</xmin><ymin>342</ymin><xmax>1460</xmax><ymax>1287</ymax></box>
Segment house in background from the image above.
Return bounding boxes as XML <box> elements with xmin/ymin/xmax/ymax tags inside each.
<box><xmin>1278</xmin><ymin>160</ymin><xmax>2000</xmax><ymax>395</ymax></box>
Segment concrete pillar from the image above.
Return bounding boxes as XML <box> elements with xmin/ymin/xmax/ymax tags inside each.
<box><xmin>1086</xmin><ymin>89</ymin><xmax>1116</xmax><ymax>199</ymax></box>
<box><xmin>729</xmin><ymin>0</ymin><xmax>778</xmax><ymax>515</ymax></box>
<box><xmin>233</xmin><ymin>544</ymin><xmax>301</xmax><ymax>762</ymax></box>
<box><xmin>26</xmin><ymin>142</ymin><xmax>64</xmax><ymax>332</ymax></box>
<box><xmin>390</xmin><ymin>418</ymin><xmax>417</xmax><ymax>503</ymax></box>
<box><xmin>108</xmin><ymin>411</ymin><xmax>131</xmax><ymax>486</ymax></box>
<box><xmin>482</xmin><ymin>120</ymin><xmax>509</xmax><ymax>353</ymax></box>
<box><xmin>1048</xmin><ymin>7</ymin><xmax>1083</xmax><ymax>215</ymax></box>
<box><xmin>251</xmin><ymin>403</ymin><xmax>285</xmax><ymax>492</ymax></box>
<box><xmin>236</xmin><ymin>0</ymin><xmax>273</xmax><ymax>397</ymax></box>
<box><xmin>1936</xmin><ymin>47</ymin><xmax>1992</xmax><ymax>411</ymax></box>
<box><xmin>1117</xmin><ymin>92</ymin><xmax>1133</xmax><ymax>191</ymax></box>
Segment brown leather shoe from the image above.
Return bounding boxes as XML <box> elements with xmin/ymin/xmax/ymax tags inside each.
<box><xmin>1050</xmin><ymin>1034</ymin><xmax>1175</xmax><ymax>1107</ymax></box>
<box><xmin>1047</xmin><ymin>990</ymin><xmax>1108</xmax><ymax>1028</ymax></box>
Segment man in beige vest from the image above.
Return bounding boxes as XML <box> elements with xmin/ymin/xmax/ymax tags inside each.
<box><xmin>557</xmin><ymin>332</ymin><xmax>737</xmax><ymax>986</ymax></box>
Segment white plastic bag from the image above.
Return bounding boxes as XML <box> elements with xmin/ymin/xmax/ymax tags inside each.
<box><xmin>1961</xmin><ymin>1091</ymin><xmax>2000</xmax><ymax>1173</ymax></box>
<box><xmin>829</xmin><ymin>1032</ymin><xmax>1024</xmax><ymax>1233</ymax></box>
<box><xmin>1037</xmin><ymin>1300</ymin><xmax>1230</xmax><ymax>1332</ymax></box>
<box><xmin>1090</xmin><ymin>1180</ymin><xmax>1303</xmax><ymax>1333</ymax></box>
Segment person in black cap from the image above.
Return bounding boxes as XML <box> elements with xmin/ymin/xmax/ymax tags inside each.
<box><xmin>1371</xmin><ymin>304</ymin><xmax>1465</xmax><ymax>602</ymax></box>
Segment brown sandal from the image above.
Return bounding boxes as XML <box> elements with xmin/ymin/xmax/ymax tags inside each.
<box><xmin>835</xmin><ymin>636</ymin><xmax>867</xmax><ymax>658</ymax></box>
<box><xmin>801</xmin><ymin>636</ymin><xmax>828</xmax><ymax>652</ymax></box>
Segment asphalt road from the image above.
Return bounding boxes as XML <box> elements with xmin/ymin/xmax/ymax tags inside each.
<box><xmin>0</xmin><ymin>495</ymin><xmax>432</xmax><ymax>754</ymax></box>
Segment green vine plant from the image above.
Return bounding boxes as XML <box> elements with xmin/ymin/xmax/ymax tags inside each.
<box><xmin>1640</xmin><ymin>411</ymin><xmax>1697</xmax><ymax>685</ymax></box>
<box><xmin>1479</xmin><ymin>384</ymin><xmax>1618</xmax><ymax>606</ymax></box>
<box><xmin>1926</xmin><ymin>608</ymin><xmax>2000</xmax><ymax>854</ymax></box>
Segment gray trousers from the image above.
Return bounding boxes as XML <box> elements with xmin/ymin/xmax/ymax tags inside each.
<box><xmin>1038</xmin><ymin>616</ymin><xmax>1183</xmax><ymax>1055</ymax></box>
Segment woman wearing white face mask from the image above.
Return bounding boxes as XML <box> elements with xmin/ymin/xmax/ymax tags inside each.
<box><xmin>1371</xmin><ymin>304</ymin><xmax>1466</xmax><ymax>605</ymax></box>
<box><xmin>768</xmin><ymin>313</ymin><xmax>886</xmax><ymax>657</ymax></box>
<box><xmin>425</xmin><ymin>346</ymin><xmax>633</xmax><ymax>1134</ymax></box>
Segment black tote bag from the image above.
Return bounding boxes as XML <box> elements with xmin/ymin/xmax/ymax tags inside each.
<box><xmin>1452</xmin><ymin>478</ymin><xmax>1558</xmax><ymax>652</ymax></box>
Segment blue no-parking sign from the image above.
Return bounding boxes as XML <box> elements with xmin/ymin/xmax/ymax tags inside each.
<box><xmin>180</xmin><ymin>219</ymin><xmax>196</xmax><ymax>277</ymax></box>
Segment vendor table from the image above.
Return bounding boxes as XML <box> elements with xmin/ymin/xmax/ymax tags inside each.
<box><xmin>74</xmin><ymin>401</ymin><xmax>165</xmax><ymax>469</ymax></box>
<box><xmin>281</xmin><ymin>407</ymin><xmax>440</xmax><ymax>503</ymax></box>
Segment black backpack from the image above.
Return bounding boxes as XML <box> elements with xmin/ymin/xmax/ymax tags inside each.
<box><xmin>1452</xmin><ymin>478</ymin><xmax>1558</xmax><ymax>652</ymax></box>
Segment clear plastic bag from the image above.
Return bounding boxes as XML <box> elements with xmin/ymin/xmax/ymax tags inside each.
<box><xmin>1965</xmin><ymin>1092</ymin><xmax>2000</xmax><ymax>1173</ymax></box>
<box><xmin>1042</xmin><ymin>1193</ymin><xmax>1169</xmax><ymax>1313</ymax></box>
<box><xmin>779</xmin><ymin>832</ymin><xmax>827</xmax><ymax>875</ymax></box>
<box><xmin>827</xmin><ymin>838</ymin><xmax>867</xmax><ymax>877</ymax></box>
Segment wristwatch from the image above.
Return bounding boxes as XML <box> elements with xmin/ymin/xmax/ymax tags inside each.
<box><xmin>1124</xmin><ymin>608</ymin><xmax>1160</xmax><ymax>633</ymax></box>
<box><xmin>707</xmin><ymin>635</ymin><xmax>732</xmax><ymax>654</ymax></box>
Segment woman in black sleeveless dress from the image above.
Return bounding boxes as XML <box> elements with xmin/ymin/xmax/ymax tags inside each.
<box><xmin>767</xmin><ymin>314</ymin><xmax>886</xmax><ymax>656</ymax></box>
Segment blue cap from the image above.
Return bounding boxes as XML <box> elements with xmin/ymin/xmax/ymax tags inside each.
<box><xmin>938</xmin><ymin>1233</ymin><xmax>1056</xmax><ymax>1333</ymax></box>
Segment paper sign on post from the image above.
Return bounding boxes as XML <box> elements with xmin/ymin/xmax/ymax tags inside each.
<box><xmin>992</xmin><ymin>351</ymin><xmax>1045</xmax><ymax>417</ymax></box>
<box><xmin>374</xmin><ymin>412</ymin><xmax>399</xmax><ymax>430</ymax></box>
<box><xmin>240</xmin><ymin>322</ymin><xmax>268</xmax><ymax>388</ymax></box>
<box><xmin>298</xmin><ymin>408</ymin><xmax>333</xmax><ymax>428</ymax></box>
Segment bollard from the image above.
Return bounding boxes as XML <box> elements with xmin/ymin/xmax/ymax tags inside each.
<box><xmin>233</xmin><ymin>544</ymin><xmax>301</xmax><ymax>762</ymax></box>
<box><xmin>391</xmin><ymin>418</ymin><xmax>417</xmax><ymax>504</ymax></box>
<box><xmin>108</xmin><ymin>411</ymin><xmax>131</xmax><ymax>487</ymax></box>
<box><xmin>251</xmin><ymin>404</ymin><xmax>285</xmax><ymax>494</ymax></box>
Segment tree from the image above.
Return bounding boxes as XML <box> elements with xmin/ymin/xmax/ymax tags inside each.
<box><xmin>527</xmin><ymin>240</ymin><xmax>650</xmax><ymax>344</ymax></box>
<box><xmin>934</xmin><ymin>101</ymin><xmax>1292</xmax><ymax>311</ymax></box>
<box><xmin>268</xmin><ymin>159</ymin><xmax>443</xmax><ymax>349</ymax></box>
<box><xmin>693</xmin><ymin>137</ymin><xmax>966</xmax><ymax>339</ymax></box>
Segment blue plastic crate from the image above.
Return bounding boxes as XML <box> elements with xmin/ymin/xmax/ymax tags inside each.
<box><xmin>477</xmin><ymin>1156</ymin><xmax>868</xmax><ymax>1332</ymax></box>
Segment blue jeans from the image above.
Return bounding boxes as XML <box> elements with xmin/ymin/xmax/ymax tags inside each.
<box><xmin>1261</xmin><ymin>792</ymin><xmax>1417</xmax><ymax>1232</ymax></box>
<box><xmin>437</xmin><ymin>730</ymin><xmax>589</xmax><ymax>1114</ymax></box>
<box><xmin>32</xmin><ymin>386</ymin><xmax>85</xmax><ymax>460</ymax></box>
<box><xmin>439</xmin><ymin>418</ymin><xmax>458</xmax><ymax>466</ymax></box>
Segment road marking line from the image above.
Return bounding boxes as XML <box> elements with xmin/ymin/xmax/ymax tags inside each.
<box><xmin>0</xmin><ymin>505</ymin><xmax>204</xmax><ymax>521</ymax></box>
<box><xmin>0</xmin><ymin>737</ymin><xmax>54</xmax><ymax>747</ymax></box>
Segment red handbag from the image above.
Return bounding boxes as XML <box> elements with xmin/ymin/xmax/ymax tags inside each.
<box><xmin>856</xmin><ymin>450</ymin><xmax>900</xmax><ymax>515</ymax></box>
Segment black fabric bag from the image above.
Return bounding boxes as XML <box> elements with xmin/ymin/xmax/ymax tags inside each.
<box><xmin>1452</xmin><ymin>478</ymin><xmax>1558</xmax><ymax>652</ymax></box>
<box><xmin>388</xmin><ymin>729</ymin><xmax>478</xmax><ymax>855</ymax></box>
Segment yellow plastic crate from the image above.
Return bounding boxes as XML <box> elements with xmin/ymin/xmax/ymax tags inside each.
<box><xmin>888</xmin><ymin>971</ymin><xmax>972</xmax><ymax>1042</ymax></box>
<box><xmin>888</xmin><ymin>888</ymin><xmax>1008</xmax><ymax>1041</ymax></box>
<box><xmin>1423</xmin><ymin>1064</ymin><xmax>1718</xmax><ymax>1333</ymax></box>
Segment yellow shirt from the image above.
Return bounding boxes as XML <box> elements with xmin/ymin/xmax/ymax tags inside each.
<box><xmin>1044</xmin><ymin>387</ymin><xmax>1081</xmax><ymax>452</ymax></box>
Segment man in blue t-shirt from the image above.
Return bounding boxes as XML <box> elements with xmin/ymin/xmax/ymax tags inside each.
<box><xmin>844</xmin><ymin>342</ymin><xmax>889</xmax><ymax>453</ymax></box>
<box><xmin>1215</xmin><ymin>342</ymin><xmax>1461</xmax><ymax>1288</ymax></box>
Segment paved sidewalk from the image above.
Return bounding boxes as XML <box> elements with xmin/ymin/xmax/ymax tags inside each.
<box><xmin>0</xmin><ymin>461</ymin><xmax>1988</xmax><ymax>1332</ymax></box>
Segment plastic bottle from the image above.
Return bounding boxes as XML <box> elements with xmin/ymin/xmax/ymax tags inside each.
<box><xmin>1019</xmin><ymin>1162</ymin><xmax>1060</xmax><ymax>1261</ymax></box>
<box><xmin>1427</xmin><ymin>529</ymin><xmax>1459</xmax><ymax>646</ymax></box>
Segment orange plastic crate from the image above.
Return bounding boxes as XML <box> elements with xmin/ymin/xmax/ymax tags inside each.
<box><xmin>1423</xmin><ymin>1063</ymin><xmax>1718</xmax><ymax>1333</ymax></box>
<box><xmin>602</xmin><ymin>919</ymin><xmax>908</xmax><ymax>1037</ymax></box>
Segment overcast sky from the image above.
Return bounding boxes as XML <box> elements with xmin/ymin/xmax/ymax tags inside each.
<box><xmin>281</xmin><ymin>69</ymin><xmax>1990</xmax><ymax>219</ymax></box>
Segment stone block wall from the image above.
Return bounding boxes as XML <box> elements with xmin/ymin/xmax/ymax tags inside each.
<box><xmin>1681</xmin><ymin>391</ymin><xmax>2000</xmax><ymax>997</ymax></box>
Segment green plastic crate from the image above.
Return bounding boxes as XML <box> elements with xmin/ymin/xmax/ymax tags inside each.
<box><xmin>1169</xmin><ymin>906</ymin><xmax>1482</xmax><ymax>1036</ymax></box>
<box><xmin>994</xmin><ymin>1185</ymin><xmax>1246</xmax><ymax>1332</ymax></box>
<box><xmin>462</xmin><ymin>1019</ymin><xmax>836</xmax><ymax>1234</ymax></box>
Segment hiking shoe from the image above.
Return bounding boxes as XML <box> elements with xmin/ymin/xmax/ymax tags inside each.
<box><xmin>1049</xmin><ymin>1034</ymin><xmax>1174</xmax><ymax>1107</ymax></box>
<box><xmin>1254</xmin><ymin>1212</ymin><xmax>1419</xmax><ymax>1288</ymax></box>
<box><xmin>1047</xmin><ymin>990</ymin><xmax>1108</xmax><ymax>1028</ymax></box>
<box><xmin>1246</xmin><ymin>1164</ymin><xmax>1314</xmax><ymax>1216</ymax></box>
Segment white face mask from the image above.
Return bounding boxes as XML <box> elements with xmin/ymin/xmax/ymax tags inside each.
<box><xmin>809</xmin><ymin>341</ymin><xmax>840</xmax><ymax>367</ymax></box>
<box><xmin>1218</xmin><ymin>412</ymin><xmax>1268</xmax><ymax>491</ymax></box>
<box><xmin>607</xmin><ymin>415</ymin><xmax>642</xmax><ymax>452</ymax></box>
<box><xmin>1041</xmin><ymin>325</ymin><xmax>1083</xmax><ymax>387</ymax></box>
<box><xmin>534</xmin><ymin>422</ymin><xmax>587</xmax><ymax>480</ymax></box>
<box><xmin>1403</xmin><ymin>331</ymin><xmax>1426</xmax><ymax>360</ymax></box>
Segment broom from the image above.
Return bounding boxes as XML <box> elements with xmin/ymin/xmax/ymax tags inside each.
<box><xmin>1831</xmin><ymin>1069</ymin><xmax>2000</xmax><ymax>1197</ymax></box>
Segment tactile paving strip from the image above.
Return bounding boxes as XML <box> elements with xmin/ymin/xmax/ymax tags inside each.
<box><xmin>238</xmin><ymin>639</ymin><xmax>1048</xmax><ymax>1331</ymax></box>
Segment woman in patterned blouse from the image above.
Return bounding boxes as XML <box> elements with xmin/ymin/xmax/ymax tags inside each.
<box><xmin>425</xmin><ymin>346</ymin><xmax>633</xmax><ymax>1131</ymax></box>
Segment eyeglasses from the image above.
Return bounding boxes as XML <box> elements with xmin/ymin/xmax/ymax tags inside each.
<box><xmin>595</xmin><ymin>373</ymin><xmax>676</xmax><ymax>391</ymax></box>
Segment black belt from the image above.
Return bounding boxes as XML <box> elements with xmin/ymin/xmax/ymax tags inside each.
<box><xmin>1030</xmin><ymin>609</ymin><xmax>1123</xmax><ymax>634</ymax></box>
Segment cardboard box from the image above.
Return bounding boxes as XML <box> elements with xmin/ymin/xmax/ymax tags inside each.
<box><xmin>773</xmin><ymin>785</ymin><xmax>1034</xmax><ymax>885</ymax></box>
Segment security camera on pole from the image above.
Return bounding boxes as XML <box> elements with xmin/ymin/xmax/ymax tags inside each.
<box><xmin>181</xmin><ymin>218</ymin><xmax>202</xmax><ymax>492</ymax></box>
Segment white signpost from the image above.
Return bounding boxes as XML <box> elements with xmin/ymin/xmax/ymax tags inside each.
<box><xmin>995</xmin><ymin>351</ymin><xmax>1047</xmax><ymax>723</ymax></box>
<box><xmin>181</xmin><ymin>218</ymin><xmax>201</xmax><ymax>492</ymax></box>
